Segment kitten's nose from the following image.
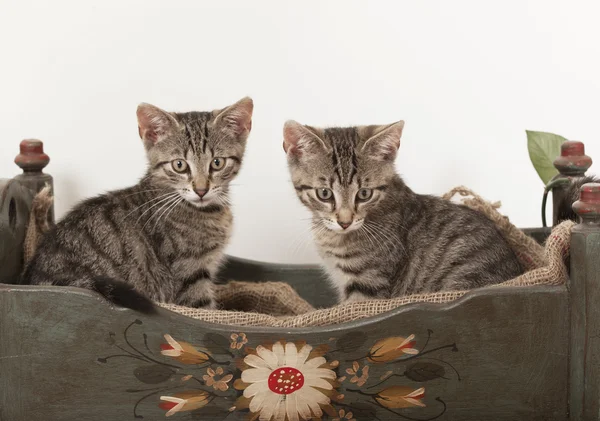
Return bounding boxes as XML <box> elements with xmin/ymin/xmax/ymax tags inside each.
<box><xmin>194</xmin><ymin>188</ymin><xmax>208</xmax><ymax>198</ymax></box>
<box><xmin>338</xmin><ymin>221</ymin><xmax>352</xmax><ymax>230</ymax></box>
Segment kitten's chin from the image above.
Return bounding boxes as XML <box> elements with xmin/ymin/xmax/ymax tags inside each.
<box><xmin>186</xmin><ymin>197</ymin><xmax>216</xmax><ymax>208</ymax></box>
<box><xmin>323</xmin><ymin>220</ymin><xmax>364</xmax><ymax>234</ymax></box>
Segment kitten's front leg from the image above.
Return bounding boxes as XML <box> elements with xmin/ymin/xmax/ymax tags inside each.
<box><xmin>174</xmin><ymin>267</ymin><xmax>216</xmax><ymax>309</ymax></box>
<box><xmin>343</xmin><ymin>275</ymin><xmax>389</xmax><ymax>303</ymax></box>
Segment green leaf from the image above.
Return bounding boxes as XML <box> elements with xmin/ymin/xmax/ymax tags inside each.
<box><xmin>404</xmin><ymin>362</ymin><xmax>446</xmax><ymax>382</ymax></box>
<box><xmin>526</xmin><ymin>130</ymin><xmax>567</xmax><ymax>185</ymax></box>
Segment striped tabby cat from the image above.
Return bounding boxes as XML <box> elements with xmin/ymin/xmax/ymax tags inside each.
<box><xmin>22</xmin><ymin>97</ymin><xmax>253</xmax><ymax>313</ymax></box>
<box><xmin>283</xmin><ymin>120</ymin><xmax>523</xmax><ymax>304</ymax></box>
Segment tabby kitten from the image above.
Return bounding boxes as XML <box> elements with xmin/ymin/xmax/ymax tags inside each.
<box><xmin>283</xmin><ymin>120</ymin><xmax>523</xmax><ymax>304</ymax></box>
<box><xmin>22</xmin><ymin>97</ymin><xmax>253</xmax><ymax>313</ymax></box>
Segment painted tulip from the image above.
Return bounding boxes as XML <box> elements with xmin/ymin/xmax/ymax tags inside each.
<box><xmin>159</xmin><ymin>391</ymin><xmax>211</xmax><ymax>416</ymax></box>
<box><xmin>375</xmin><ymin>386</ymin><xmax>426</xmax><ymax>409</ymax></box>
<box><xmin>160</xmin><ymin>334</ymin><xmax>210</xmax><ymax>365</ymax></box>
<box><xmin>368</xmin><ymin>335</ymin><xmax>418</xmax><ymax>363</ymax></box>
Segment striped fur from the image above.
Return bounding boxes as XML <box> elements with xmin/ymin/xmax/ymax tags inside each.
<box><xmin>556</xmin><ymin>175</ymin><xmax>598</xmax><ymax>223</ymax></box>
<box><xmin>284</xmin><ymin>121</ymin><xmax>523</xmax><ymax>304</ymax></box>
<box><xmin>22</xmin><ymin>97</ymin><xmax>253</xmax><ymax>312</ymax></box>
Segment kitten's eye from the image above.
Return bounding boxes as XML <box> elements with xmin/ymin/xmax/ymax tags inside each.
<box><xmin>211</xmin><ymin>157</ymin><xmax>226</xmax><ymax>171</ymax></box>
<box><xmin>171</xmin><ymin>159</ymin><xmax>188</xmax><ymax>173</ymax></box>
<box><xmin>316</xmin><ymin>188</ymin><xmax>333</xmax><ymax>201</ymax></box>
<box><xmin>357</xmin><ymin>188</ymin><xmax>373</xmax><ymax>201</ymax></box>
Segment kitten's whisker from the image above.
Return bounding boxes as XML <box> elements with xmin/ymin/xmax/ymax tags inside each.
<box><xmin>366</xmin><ymin>220</ymin><xmax>407</xmax><ymax>257</ymax></box>
<box><xmin>126</xmin><ymin>191</ymin><xmax>179</xmax><ymax>220</ymax></box>
<box><xmin>365</xmin><ymin>222</ymin><xmax>404</xmax><ymax>258</ymax></box>
<box><xmin>288</xmin><ymin>219</ymin><xmax>322</xmax><ymax>257</ymax></box>
<box><xmin>164</xmin><ymin>198</ymin><xmax>185</xmax><ymax>222</ymax></box>
<box><xmin>153</xmin><ymin>197</ymin><xmax>184</xmax><ymax>232</ymax></box>
<box><xmin>361</xmin><ymin>224</ymin><xmax>392</xmax><ymax>257</ymax></box>
<box><xmin>359</xmin><ymin>224</ymin><xmax>379</xmax><ymax>256</ymax></box>
<box><xmin>121</xmin><ymin>188</ymin><xmax>166</xmax><ymax>199</ymax></box>
<box><xmin>141</xmin><ymin>195</ymin><xmax>179</xmax><ymax>230</ymax></box>
<box><xmin>214</xmin><ymin>193</ymin><xmax>231</xmax><ymax>208</ymax></box>
<box><xmin>288</xmin><ymin>223</ymin><xmax>315</xmax><ymax>256</ymax></box>
<box><xmin>134</xmin><ymin>193</ymin><xmax>179</xmax><ymax>224</ymax></box>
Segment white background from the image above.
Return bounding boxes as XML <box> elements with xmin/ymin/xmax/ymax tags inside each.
<box><xmin>1</xmin><ymin>1</ymin><xmax>598</xmax><ymax>263</ymax></box>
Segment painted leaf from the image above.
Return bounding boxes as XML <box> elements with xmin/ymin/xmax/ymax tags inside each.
<box><xmin>233</xmin><ymin>378</ymin><xmax>249</xmax><ymax>391</ymax></box>
<box><xmin>133</xmin><ymin>364</ymin><xmax>174</xmax><ymax>384</ymax></box>
<box><xmin>404</xmin><ymin>362</ymin><xmax>445</xmax><ymax>382</ymax></box>
<box><xmin>350</xmin><ymin>402</ymin><xmax>379</xmax><ymax>419</ymax></box>
<box><xmin>203</xmin><ymin>333</ymin><xmax>231</xmax><ymax>354</ymax></box>
<box><xmin>337</xmin><ymin>331</ymin><xmax>368</xmax><ymax>351</ymax></box>
<box><xmin>375</xmin><ymin>386</ymin><xmax>426</xmax><ymax>409</ymax></box>
<box><xmin>191</xmin><ymin>404</ymin><xmax>228</xmax><ymax>418</ymax></box>
<box><xmin>526</xmin><ymin>130</ymin><xmax>567</xmax><ymax>185</ymax></box>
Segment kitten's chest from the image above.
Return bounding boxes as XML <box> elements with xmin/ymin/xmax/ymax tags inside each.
<box><xmin>158</xmin><ymin>208</ymin><xmax>233</xmax><ymax>265</ymax></box>
<box><xmin>315</xmin><ymin>234</ymin><xmax>361</xmax><ymax>298</ymax></box>
<box><xmin>320</xmin><ymin>255</ymin><xmax>353</xmax><ymax>297</ymax></box>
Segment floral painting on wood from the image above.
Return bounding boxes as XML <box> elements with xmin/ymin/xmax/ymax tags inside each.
<box><xmin>98</xmin><ymin>320</ymin><xmax>460</xmax><ymax>420</ymax></box>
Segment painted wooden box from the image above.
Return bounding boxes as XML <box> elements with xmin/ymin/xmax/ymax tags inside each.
<box><xmin>1</xmin><ymin>140</ymin><xmax>599</xmax><ymax>421</ymax></box>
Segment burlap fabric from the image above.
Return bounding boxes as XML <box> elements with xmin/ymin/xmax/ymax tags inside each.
<box><xmin>25</xmin><ymin>186</ymin><xmax>574</xmax><ymax>328</ymax></box>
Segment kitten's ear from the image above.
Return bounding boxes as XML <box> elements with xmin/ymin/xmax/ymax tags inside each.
<box><xmin>283</xmin><ymin>120</ymin><xmax>328</xmax><ymax>157</ymax></box>
<box><xmin>360</xmin><ymin>121</ymin><xmax>405</xmax><ymax>161</ymax></box>
<box><xmin>136</xmin><ymin>103</ymin><xmax>179</xmax><ymax>149</ymax></box>
<box><xmin>212</xmin><ymin>96</ymin><xmax>254</xmax><ymax>140</ymax></box>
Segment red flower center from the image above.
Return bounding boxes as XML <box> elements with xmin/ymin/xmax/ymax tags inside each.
<box><xmin>268</xmin><ymin>367</ymin><xmax>304</xmax><ymax>395</ymax></box>
<box><xmin>159</xmin><ymin>401</ymin><xmax>178</xmax><ymax>411</ymax></box>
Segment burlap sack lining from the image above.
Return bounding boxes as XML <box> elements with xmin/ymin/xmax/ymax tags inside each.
<box><xmin>24</xmin><ymin>186</ymin><xmax>573</xmax><ymax>328</ymax></box>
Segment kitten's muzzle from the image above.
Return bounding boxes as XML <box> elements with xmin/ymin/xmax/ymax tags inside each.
<box><xmin>194</xmin><ymin>188</ymin><xmax>209</xmax><ymax>199</ymax></box>
<box><xmin>338</xmin><ymin>221</ymin><xmax>352</xmax><ymax>230</ymax></box>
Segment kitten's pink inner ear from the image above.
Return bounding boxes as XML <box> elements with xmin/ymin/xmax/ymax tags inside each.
<box><xmin>136</xmin><ymin>103</ymin><xmax>176</xmax><ymax>147</ymax></box>
<box><xmin>363</xmin><ymin>121</ymin><xmax>405</xmax><ymax>161</ymax></box>
<box><xmin>217</xmin><ymin>97</ymin><xmax>254</xmax><ymax>137</ymax></box>
<box><xmin>283</xmin><ymin>121</ymin><xmax>302</xmax><ymax>156</ymax></box>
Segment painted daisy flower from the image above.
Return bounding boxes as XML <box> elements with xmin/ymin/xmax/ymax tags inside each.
<box><xmin>241</xmin><ymin>341</ymin><xmax>336</xmax><ymax>421</ymax></box>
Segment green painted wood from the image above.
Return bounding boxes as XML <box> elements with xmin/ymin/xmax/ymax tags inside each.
<box><xmin>0</xmin><ymin>283</ymin><xmax>569</xmax><ymax>421</ymax></box>
<box><xmin>568</xmin><ymin>184</ymin><xmax>600</xmax><ymax>420</ymax></box>
<box><xmin>0</xmin><ymin>179</ymin><xmax>35</xmax><ymax>284</ymax></box>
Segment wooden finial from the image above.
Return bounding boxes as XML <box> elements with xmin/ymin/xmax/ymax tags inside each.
<box><xmin>553</xmin><ymin>141</ymin><xmax>592</xmax><ymax>177</ymax></box>
<box><xmin>12</xmin><ymin>139</ymin><xmax>55</xmax><ymax>224</ymax></box>
<box><xmin>14</xmin><ymin>139</ymin><xmax>50</xmax><ymax>173</ymax></box>
<box><xmin>573</xmin><ymin>182</ymin><xmax>600</xmax><ymax>223</ymax></box>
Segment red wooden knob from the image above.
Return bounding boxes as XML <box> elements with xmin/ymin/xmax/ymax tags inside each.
<box><xmin>14</xmin><ymin>139</ymin><xmax>50</xmax><ymax>172</ymax></box>
<box><xmin>573</xmin><ymin>183</ymin><xmax>600</xmax><ymax>219</ymax></box>
<box><xmin>553</xmin><ymin>141</ymin><xmax>593</xmax><ymax>176</ymax></box>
